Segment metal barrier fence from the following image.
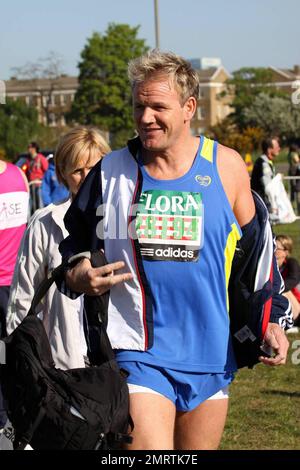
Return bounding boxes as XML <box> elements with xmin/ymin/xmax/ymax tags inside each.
<box><xmin>283</xmin><ymin>175</ymin><xmax>300</xmax><ymax>220</ymax></box>
<box><xmin>27</xmin><ymin>176</ymin><xmax>300</xmax><ymax>219</ymax></box>
<box><xmin>28</xmin><ymin>180</ymin><xmax>43</xmax><ymax>215</ymax></box>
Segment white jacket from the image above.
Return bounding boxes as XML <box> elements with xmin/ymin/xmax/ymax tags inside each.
<box><xmin>6</xmin><ymin>199</ymin><xmax>87</xmax><ymax>370</ymax></box>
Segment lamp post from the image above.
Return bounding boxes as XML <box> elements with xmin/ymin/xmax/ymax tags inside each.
<box><xmin>154</xmin><ymin>0</ymin><xmax>160</xmax><ymax>49</ymax></box>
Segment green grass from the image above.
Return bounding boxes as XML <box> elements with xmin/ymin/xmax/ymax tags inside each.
<box><xmin>275</xmin><ymin>148</ymin><xmax>289</xmax><ymax>165</ymax></box>
<box><xmin>251</xmin><ymin>148</ymin><xmax>288</xmax><ymax>165</ymax></box>
<box><xmin>221</xmin><ymin>332</ymin><xmax>300</xmax><ymax>450</ymax></box>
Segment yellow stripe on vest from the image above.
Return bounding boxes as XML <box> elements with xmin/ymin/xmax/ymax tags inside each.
<box><xmin>200</xmin><ymin>136</ymin><xmax>214</xmax><ymax>163</ymax></box>
<box><xmin>224</xmin><ymin>223</ymin><xmax>241</xmax><ymax>312</ymax></box>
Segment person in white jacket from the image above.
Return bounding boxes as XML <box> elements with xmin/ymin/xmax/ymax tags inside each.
<box><xmin>6</xmin><ymin>127</ymin><xmax>110</xmax><ymax>370</ymax></box>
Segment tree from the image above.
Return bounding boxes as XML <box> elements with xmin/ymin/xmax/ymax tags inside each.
<box><xmin>69</xmin><ymin>23</ymin><xmax>148</xmax><ymax>148</ymax></box>
<box><xmin>224</xmin><ymin>67</ymin><xmax>287</xmax><ymax>130</ymax></box>
<box><xmin>208</xmin><ymin>117</ymin><xmax>265</xmax><ymax>154</ymax></box>
<box><xmin>0</xmin><ymin>99</ymin><xmax>40</xmax><ymax>160</ymax></box>
<box><xmin>243</xmin><ymin>92</ymin><xmax>300</xmax><ymax>141</ymax></box>
<box><xmin>11</xmin><ymin>51</ymin><xmax>66</xmax><ymax>126</ymax></box>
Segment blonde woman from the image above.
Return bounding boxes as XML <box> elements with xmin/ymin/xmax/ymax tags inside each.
<box><xmin>275</xmin><ymin>234</ymin><xmax>300</xmax><ymax>330</ymax></box>
<box><xmin>6</xmin><ymin>127</ymin><xmax>110</xmax><ymax>369</ymax></box>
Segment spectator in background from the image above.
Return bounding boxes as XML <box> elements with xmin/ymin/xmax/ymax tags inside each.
<box><xmin>7</xmin><ymin>127</ymin><xmax>110</xmax><ymax>370</ymax></box>
<box><xmin>251</xmin><ymin>136</ymin><xmax>280</xmax><ymax>213</ymax></box>
<box><xmin>42</xmin><ymin>154</ymin><xmax>69</xmax><ymax>206</ymax></box>
<box><xmin>25</xmin><ymin>142</ymin><xmax>49</xmax><ymax>214</ymax></box>
<box><xmin>287</xmin><ymin>144</ymin><xmax>300</xmax><ymax>215</ymax></box>
<box><xmin>275</xmin><ymin>234</ymin><xmax>300</xmax><ymax>332</ymax></box>
<box><xmin>0</xmin><ymin>158</ymin><xmax>29</xmax><ymax>429</ymax></box>
<box><xmin>295</xmin><ymin>163</ymin><xmax>300</xmax><ymax>216</ymax></box>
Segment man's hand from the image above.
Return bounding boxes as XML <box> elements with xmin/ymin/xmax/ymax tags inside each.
<box><xmin>65</xmin><ymin>257</ymin><xmax>134</xmax><ymax>296</ymax></box>
<box><xmin>259</xmin><ymin>322</ymin><xmax>289</xmax><ymax>366</ymax></box>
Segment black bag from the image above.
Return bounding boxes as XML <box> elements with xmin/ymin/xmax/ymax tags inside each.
<box><xmin>0</xmin><ymin>253</ymin><xmax>133</xmax><ymax>450</ymax></box>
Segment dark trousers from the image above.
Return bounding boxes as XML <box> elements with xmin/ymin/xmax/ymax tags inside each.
<box><xmin>0</xmin><ymin>285</ymin><xmax>10</xmax><ymax>427</ymax></box>
<box><xmin>0</xmin><ymin>285</ymin><xmax>10</xmax><ymax>339</ymax></box>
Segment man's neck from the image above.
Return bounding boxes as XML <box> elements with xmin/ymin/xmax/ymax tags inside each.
<box><xmin>266</xmin><ymin>152</ymin><xmax>274</xmax><ymax>162</ymax></box>
<box><xmin>141</xmin><ymin>135</ymin><xmax>199</xmax><ymax>180</ymax></box>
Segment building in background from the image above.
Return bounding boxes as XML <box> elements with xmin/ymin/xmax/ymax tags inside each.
<box><xmin>189</xmin><ymin>57</ymin><xmax>222</xmax><ymax>71</ymax></box>
<box><xmin>189</xmin><ymin>58</ymin><xmax>233</xmax><ymax>134</ymax></box>
<box><xmin>5</xmin><ymin>76</ymin><xmax>78</xmax><ymax>127</ymax></box>
<box><xmin>5</xmin><ymin>59</ymin><xmax>233</xmax><ymax>133</ymax></box>
<box><xmin>6</xmin><ymin>63</ymin><xmax>299</xmax><ymax>133</ymax></box>
<box><xmin>267</xmin><ymin>65</ymin><xmax>300</xmax><ymax>94</ymax></box>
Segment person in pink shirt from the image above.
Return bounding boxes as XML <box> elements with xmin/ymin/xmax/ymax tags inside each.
<box><xmin>0</xmin><ymin>158</ymin><xmax>29</xmax><ymax>428</ymax></box>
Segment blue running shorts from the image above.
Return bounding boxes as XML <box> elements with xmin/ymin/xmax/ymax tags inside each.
<box><xmin>117</xmin><ymin>361</ymin><xmax>235</xmax><ymax>412</ymax></box>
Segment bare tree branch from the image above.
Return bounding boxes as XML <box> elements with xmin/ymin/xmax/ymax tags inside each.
<box><xmin>10</xmin><ymin>52</ymin><xmax>65</xmax><ymax>126</ymax></box>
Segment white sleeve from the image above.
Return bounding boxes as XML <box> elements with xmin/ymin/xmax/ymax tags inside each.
<box><xmin>6</xmin><ymin>215</ymin><xmax>48</xmax><ymax>334</ymax></box>
<box><xmin>261</xmin><ymin>161</ymin><xmax>274</xmax><ymax>190</ymax></box>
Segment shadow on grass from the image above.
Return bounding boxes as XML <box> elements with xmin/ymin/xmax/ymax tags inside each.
<box><xmin>262</xmin><ymin>389</ymin><xmax>300</xmax><ymax>398</ymax></box>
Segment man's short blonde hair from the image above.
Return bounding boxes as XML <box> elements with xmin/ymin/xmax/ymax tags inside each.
<box><xmin>128</xmin><ymin>49</ymin><xmax>200</xmax><ymax>104</ymax></box>
<box><xmin>55</xmin><ymin>127</ymin><xmax>111</xmax><ymax>188</ymax></box>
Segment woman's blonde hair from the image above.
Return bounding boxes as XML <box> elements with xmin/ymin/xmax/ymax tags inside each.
<box><xmin>128</xmin><ymin>49</ymin><xmax>200</xmax><ymax>104</ymax></box>
<box><xmin>276</xmin><ymin>234</ymin><xmax>294</xmax><ymax>255</ymax></box>
<box><xmin>55</xmin><ymin>127</ymin><xmax>111</xmax><ymax>188</ymax></box>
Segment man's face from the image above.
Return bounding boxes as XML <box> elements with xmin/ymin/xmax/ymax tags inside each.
<box><xmin>133</xmin><ymin>76</ymin><xmax>193</xmax><ymax>153</ymax></box>
<box><xmin>28</xmin><ymin>145</ymin><xmax>36</xmax><ymax>157</ymax></box>
<box><xmin>269</xmin><ymin>139</ymin><xmax>281</xmax><ymax>160</ymax></box>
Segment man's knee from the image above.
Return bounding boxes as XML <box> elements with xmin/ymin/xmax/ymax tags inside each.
<box><xmin>127</xmin><ymin>393</ymin><xmax>175</xmax><ymax>450</ymax></box>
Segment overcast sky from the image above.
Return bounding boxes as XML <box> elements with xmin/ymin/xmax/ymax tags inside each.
<box><xmin>0</xmin><ymin>0</ymin><xmax>299</xmax><ymax>79</ymax></box>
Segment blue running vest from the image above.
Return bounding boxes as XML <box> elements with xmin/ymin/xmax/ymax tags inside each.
<box><xmin>116</xmin><ymin>136</ymin><xmax>241</xmax><ymax>372</ymax></box>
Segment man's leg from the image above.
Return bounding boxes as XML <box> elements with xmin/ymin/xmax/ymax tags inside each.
<box><xmin>126</xmin><ymin>392</ymin><xmax>176</xmax><ymax>450</ymax></box>
<box><xmin>174</xmin><ymin>397</ymin><xmax>228</xmax><ymax>450</ymax></box>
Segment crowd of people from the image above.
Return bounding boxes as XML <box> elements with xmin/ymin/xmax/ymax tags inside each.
<box><xmin>0</xmin><ymin>49</ymin><xmax>298</xmax><ymax>450</ymax></box>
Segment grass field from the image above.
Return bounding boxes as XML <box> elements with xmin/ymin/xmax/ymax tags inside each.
<box><xmin>221</xmin><ymin>220</ymin><xmax>300</xmax><ymax>450</ymax></box>
<box><xmin>221</xmin><ymin>331</ymin><xmax>300</xmax><ymax>450</ymax></box>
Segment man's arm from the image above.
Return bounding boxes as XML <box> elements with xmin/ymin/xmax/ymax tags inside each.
<box><xmin>65</xmin><ymin>257</ymin><xmax>133</xmax><ymax>296</ymax></box>
<box><xmin>58</xmin><ymin>159</ymin><xmax>133</xmax><ymax>297</ymax></box>
<box><xmin>217</xmin><ymin>145</ymin><xmax>289</xmax><ymax>366</ymax></box>
<box><xmin>41</xmin><ymin>155</ymin><xmax>49</xmax><ymax>174</ymax></box>
<box><xmin>259</xmin><ymin>322</ymin><xmax>289</xmax><ymax>366</ymax></box>
<box><xmin>217</xmin><ymin>144</ymin><xmax>255</xmax><ymax>226</ymax></box>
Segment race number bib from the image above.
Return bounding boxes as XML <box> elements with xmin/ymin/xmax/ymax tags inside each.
<box><xmin>136</xmin><ymin>190</ymin><xmax>203</xmax><ymax>262</ymax></box>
